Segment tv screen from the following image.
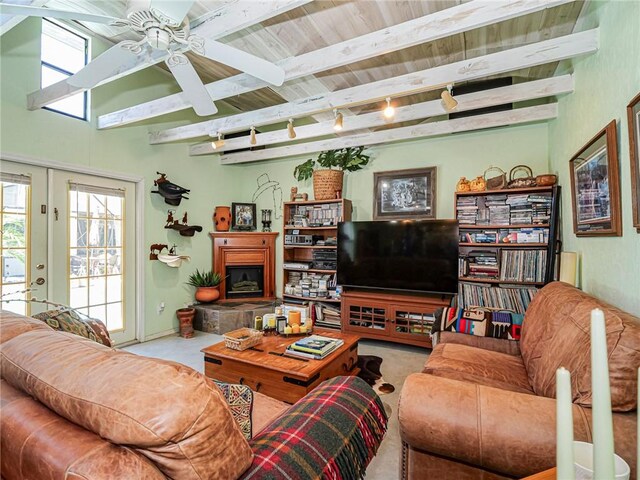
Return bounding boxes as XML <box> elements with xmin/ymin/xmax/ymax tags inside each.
<box><xmin>337</xmin><ymin>220</ymin><xmax>459</xmax><ymax>295</ymax></box>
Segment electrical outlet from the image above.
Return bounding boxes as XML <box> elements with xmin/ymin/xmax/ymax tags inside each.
<box><xmin>157</xmin><ymin>302</ymin><xmax>165</xmax><ymax>315</ymax></box>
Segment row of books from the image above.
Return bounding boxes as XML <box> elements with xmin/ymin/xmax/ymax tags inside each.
<box><xmin>499</xmin><ymin>250</ymin><xmax>548</xmax><ymax>283</ymax></box>
<box><xmin>284</xmin><ymin>334</ymin><xmax>344</xmax><ymax>360</ymax></box>
<box><xmin>460</xmin><ymin>228</ymin><xmax>549</xmax><ymax>244</ymax></box>
<box><xmin>456</xmin><ymin>193</ymin><xmax>552</xmax><ymax>226</ymax></box>
<box><xmin>458</xmin><ymin>281</ymin><xmax>539</xmax><ymax>314</ymax></box>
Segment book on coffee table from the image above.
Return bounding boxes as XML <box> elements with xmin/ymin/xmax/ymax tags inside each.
<box><xmin>290</xmin><ymin>335</ymin><xmax>344</xmax><ymax>355</ymax></box>
<box><xmin>284</xmin><ymin>341</ymin><xmax>342</xmax><ymax>360</ymax></box>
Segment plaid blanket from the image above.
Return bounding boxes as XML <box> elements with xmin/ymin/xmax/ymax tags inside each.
<box><xmin>432</xmin><ymin>307</ymin><xmax>524</xmax><ymax>340</ymax></box>
<box><xmin>240</xmin><ymin>376</ymin><xmax>388</xmax><ymax>480</ymax></box>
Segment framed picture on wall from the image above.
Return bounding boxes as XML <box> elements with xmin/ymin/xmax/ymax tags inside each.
<box><xmin>231</xmin><ymin>202</ymin><xmax>257</xmax><ymax>231</ymax></box>
<box><xmin>373</xmin><ymin>167</ymin><xmax>437</xmax><ymax>221</ymax></box>
<box><xmin>627</xmin><ymin>92</ymin><xmax>640</xmax><ymax>232</ymax></box>
<box><xmin>569</xmin><ymin>120</ymin><xmax>622</xmax><ymax>236</ymax></box>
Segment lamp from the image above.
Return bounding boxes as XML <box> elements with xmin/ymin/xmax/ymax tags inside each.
<box><xmin>383</xmin><ymin>97</ymin><xmax>395</xmax><ymax>118</ymax></box>
<box><xmin>333</xmin><ymin>109</ymin><xmax>343</xmax><ymax>131</ymax></box>
<box><xmin>211</xmin><ymin>132</ymin><xmax>225</xmax><ymax>149</ymax></box>
<box><xmin>287</xmin><ymin>118</ymin><xmax>296</xmax><ymax>139</ymax></box>
<box><xmin>441</xmin><ymin>84</ymin><xmax>458</xmax><ymax>111</ymax></box>
<box><xmin>250</xmin><ymin>126</ymin><xmax>257</xmax><ymax>145</ymax></box>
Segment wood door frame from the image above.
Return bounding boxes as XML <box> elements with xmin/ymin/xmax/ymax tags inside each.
<box><xmin>0</xmin><ymin>152</ymin><xmax>147</xmax><ymax>342</ymax></box>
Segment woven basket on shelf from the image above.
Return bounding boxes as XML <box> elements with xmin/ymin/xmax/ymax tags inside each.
<box><xmin>313</xmin><ymin>169</ymin><xmax>344</xmax><ymax>200</ymax></box>
<box><xmin>223</xmin><ymin>328</ymin><xmax>263</xmax><ymax>351</ymax></box>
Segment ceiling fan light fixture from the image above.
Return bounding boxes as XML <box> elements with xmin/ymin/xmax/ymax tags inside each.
<box><xmin>441</xmin><ymin>84</ymin><xmax>458</xmax><ymax>111</ymax></box>
<box><xmin>333</xmin><ymin>109</ymin><xmax>343</xmax><ymax>131</ymax></box>
<box><xmin>287</xmin><ymin>118</ymin><xmax>296</xmax><ymax>139</ymax></box>
<box><xmin>146</xmin><ymin>27</ymin><xmax>171</xmax><ymax>50</ymax></box>
<box><xmin>383</xmin><ymin>97</ymin><xmax>395</xmax><ymax>119</ymax></box>
<box><xmin>250</xmin><ymin>126</ymin><xmax>257</xmax><ymax>145</ymax></box>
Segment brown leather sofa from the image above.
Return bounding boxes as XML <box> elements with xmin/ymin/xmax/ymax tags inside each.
<box><xmin>0</xmin><ymin>311</ymin><xmax>375</xmax><ymax>479</ymax></box>
<box><xmin>399</xmin><ymin>282</ymin><xmax>639</xmax><ymax>479</ymax></box>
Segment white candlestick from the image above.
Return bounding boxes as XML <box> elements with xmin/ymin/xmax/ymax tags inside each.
<box><xmin>556</xmin><ymin>367</ymin><xmax>575</xmax><ymax>479</ymax></box>
<box><xmin>591</xmin><ymin>308</ymin><xmax>615</xmax><ymax>479</ymax></box>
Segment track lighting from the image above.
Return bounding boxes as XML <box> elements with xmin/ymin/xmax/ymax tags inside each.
<box><xmin>287</xmin><ymin>118</ymin><xmax>296</xmax><ymax>139</ymax></box>
<box><xmin>250</xmin><ymin>126</ymin><xmax>257</xmax><ymax>145</ymax></box>
<box><xmin>333</xmin><ymin>109</ymin><xmax>343</xmax><ymax>131</ymax></box>
<box><xmin>211</xmin><ymin>132</ymin><xmax>225</xmax><ymax>149</ymax></box>
<box><xmin>441</xmin><ymin>84</ymin><xmax>458</xmax><ymax>111</ymax></box>
<box><xmin>383</xmin><ymin>97</ymin><xmax>395</xmax><ymax>118</ymax></box>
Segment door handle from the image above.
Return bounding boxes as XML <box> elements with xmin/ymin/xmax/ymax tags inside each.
<box><xmin>35</xmin><ymin>277</ymin><xmax>45</xmax><ymax>285</ymax></box>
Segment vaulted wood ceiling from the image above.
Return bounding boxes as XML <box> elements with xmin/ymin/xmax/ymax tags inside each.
<box><xmin>4</xmin><ymin>0</ymin><xmax>591</xmax><ymax>163</ymax></box>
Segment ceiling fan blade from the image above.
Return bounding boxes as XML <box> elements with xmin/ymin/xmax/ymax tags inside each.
<box><xmin>165</xmin><ymin>55</ymin><xmax>217</xmax><ymax>117</ymax></box>
<box><xmin>0</xmin><ymin>3</ymin><xmax>127</xmax><ymax>25</ymax></box>
<box><xmin>149</xmin><ymin>0</ymin><xmax>195</xmax><ymax>26</ymax></box>
<box><xmin>67</xmin><ymin>42</ymin><xmax>143</xmax><ymax>88</ymax></box>
<box><xmin>200</xmin><ymin>40</ymin><xmax>285</xmax><ymax>87</ymax></box>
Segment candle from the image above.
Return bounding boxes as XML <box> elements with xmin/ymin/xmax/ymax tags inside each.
<box><xmin>292</xmin><ymin>324</ymin><xmax>300</xmax><ymax>334</ymax></box>
<box><xmin>300</xmin><ymin>325</ymin><xmax>307</xmax><ymax>334</ymax></box>
<box><xmin>284</xmin><ymin>325</ymin><xmax>292</xmax><ymax>335</ymax></box>
<box><xmin>559</xmin><ymin>252</ymin><xmax>578</xmax><ymax>286</ymax></box>
<box><xmin>556</xmin><ymin>367</ymin><xmax>575</xmax><ymax>479</ymax></box>
<box><xmin>268</xmin><ymin>316</ymin><xmax>276</xmax><ymax>328</ymax></box>
<box><xmin>590</xmin><ymin>308</ymin><xmax>615</xmax><ymax>479</ymax></box>
<box><xmin>288</xmin><ymin>310</ymin><xmax>301</xmax><ymax>326</ymax></box>
<box><xmin>254</xmin><ymin>316</ymin><xmax>263</xmax><ymax>330</ymax></box>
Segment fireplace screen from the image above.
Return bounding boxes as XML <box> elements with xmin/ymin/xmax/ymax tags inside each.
<box><xmin>225</xmin><ymin>265</ymin><xmax>264</xmax><ymax>298</ymax></box>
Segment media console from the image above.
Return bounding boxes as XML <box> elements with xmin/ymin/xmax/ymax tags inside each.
<box><xmin>341</xmin><ymin>289</ymin><xmax>451</xmax><ymax>348</ymax></box>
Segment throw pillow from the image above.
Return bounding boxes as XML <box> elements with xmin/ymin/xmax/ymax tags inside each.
<box><xmin>214</xmin><ymin>380</ymin><xmax>254</xmax><ymax>440</ymax></box>
<box><xmin>32</xmin><ymin>309</ymin><xmax>112</xmax><ymax>347</ymax></box>
<box><xmin>432</xmin><ymin>307</ymin><xmax>524</xmax><ymax>340</ymax></box>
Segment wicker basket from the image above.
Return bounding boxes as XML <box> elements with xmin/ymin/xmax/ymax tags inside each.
<box><xmin>223</xmin><ymin>328</ymin><xmax>263</xmax><ymax>351</ymax></box>
<box><xmin>483</xmin><ymin>166</ymin><xmax>507</xmax><ymax>190</ymax></box>
<box><xmin>313</xmin><ymin>169</ymin><xmax>344</xmax><ymax>200</ymax></box>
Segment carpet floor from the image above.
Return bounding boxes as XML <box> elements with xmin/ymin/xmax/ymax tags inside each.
<box><xmin>123</xmin><ymin>331</ymin><xmax>429</xmax><ymax>480</ymax></box>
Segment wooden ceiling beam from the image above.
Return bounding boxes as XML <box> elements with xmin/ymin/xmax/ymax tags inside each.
<box><xmin>26</xmin><ymin>0</ymin><xmax>312</xmax><ymax>110</ymax></box>
<box><xmin>219</xmin><ymin>104</ymin><xmax>558</xmax><ymax>164</ymax></box>
<box><xmin>150</xmin><ymin>29</ymin><xmax>598</xmax><ymax>144</ymax></box>
<box><xmin>99</xmin><ymin>0</ymin><xmax>573</xmax><ymax>129</ymax></box>
<box><xmin>1</xmin><ymin>0</ymin><xmax>48</xmax><ymax>36</ymax></box>
<box><xmin>190</xmin><ymin>75</ymin><xmax>574</xmax><ymax>156</ymax></box>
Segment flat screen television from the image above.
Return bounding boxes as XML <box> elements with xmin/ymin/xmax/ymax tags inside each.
<box><xmin>337</xmin><ymin>220</ymin><xmax>459</xmax><ymax>295</ymax></box>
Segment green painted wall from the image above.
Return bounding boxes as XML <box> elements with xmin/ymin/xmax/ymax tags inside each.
<box><xmin>234</xmin><ymin>124</ymin><xmax>550</xmax><ymax>296</ymax></box>
<box><xmin>548</xmin><ymin>0</ymin><xmax>640</xmax><ymax>315</ymax></box>
<box><xmin>0</xmin><ymin>18</ymin><xmax>239</xmax><ymax>337</ymax></box>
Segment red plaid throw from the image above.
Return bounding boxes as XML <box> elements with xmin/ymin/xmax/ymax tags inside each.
<box><xmin>240</xmin><ymin>376</ymin><xmax>388</xmax><ymax>479</ymax></box>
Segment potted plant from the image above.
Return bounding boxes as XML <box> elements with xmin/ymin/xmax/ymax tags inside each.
<box><xmin>294</xmin><ymin>147</ymin><xmax>371</xmax><ymax>200</ymax></box>
<box><xmin>187</xmin><ymin>269</ymin><xmax>223</xmax><ymax>303</ymax></box>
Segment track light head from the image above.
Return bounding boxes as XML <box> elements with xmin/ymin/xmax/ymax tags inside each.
<box><xmin>333</xmin><ymin>109</ymin><xmax>343</xmax><ymax>131</ymax></box>
<box><xmin>211</xmin><ymin>132</ymin><xmax>225</xmax><ymax>149</ymax></box>
<box><xmin>441</xmin><ymin>85</ymin><xmax>458</xmax><ymax>112</ymax></box>
<box><xmin>250</xmin><ymin>126</ymin><xmax>257</xmax><ymax>146</ymax></box>
<box><xmin>383</xmin><ymin>97</ymin><xmax>395</xmax><ymax>119</ymax></box>
<box><xmin>287</xmin><ymin>118</ymin><xmax>296</xmax><ymax>139</ymax></box>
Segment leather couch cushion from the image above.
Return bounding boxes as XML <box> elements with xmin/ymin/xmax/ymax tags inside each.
<box><xmin>423</xmin><ymin>343</ymin><xmax>534</xmax><ymax>395</ymax></box>
<box><xmin>252</xmin><ymin>391</ymin><xmax>290</xmax><ymax>437</ymax></box>
<box><xmin>0</xmin><ymin>310</ymin><xmax>53</xmax><ymax>344</ymax></box>
<box><xmin>1</xmin><ymin>329</ymin><xmax>253</xmax><ymax>480</ymax></box>
<box><xmin>521</xmin><ymin>282</ymin><xmax>640</xmax><ymax>411</ymax></box>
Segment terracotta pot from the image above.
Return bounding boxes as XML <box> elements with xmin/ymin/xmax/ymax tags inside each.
<box><xmin>176</xmin><ymin>307</ymin><xmax>196</xmax><ymax>339</ymax></box>
<box><xmin>195</xmin><ymin>286</ymin><xmax>220</xmax><ymax>303</ymax></box>
<box><xmin>213</xmin><ymin>206</ymin><xmax>231</xmax><ymax>231</ymax></box>
<box><xmin>313</xmin><ymin>169</ymin><xmax>344</xmax><ymax>200</ymax></box>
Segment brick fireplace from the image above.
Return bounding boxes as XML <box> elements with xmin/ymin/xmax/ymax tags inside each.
<box><xmin>210</xmin><ymin>232</ymin><xmax>279</xmax><ymax>302</ymax></box>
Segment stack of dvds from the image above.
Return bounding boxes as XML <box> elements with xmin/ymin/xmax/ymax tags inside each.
<box><xmin>456</xmin><ymin>197</ymin><xmax>478</xmax><ymax>225</ymax></box>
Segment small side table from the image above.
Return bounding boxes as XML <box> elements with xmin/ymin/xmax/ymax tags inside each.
<box><xmin>522</xmin><ymin>468</ymin><xmax>556</xmax><ymax>479</ymax></box>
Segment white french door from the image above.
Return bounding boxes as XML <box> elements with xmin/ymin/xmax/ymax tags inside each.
<box><xmin>0</xmin><ymin>159</ymin><xmax>137</xmax><ymax>345</ymax></box>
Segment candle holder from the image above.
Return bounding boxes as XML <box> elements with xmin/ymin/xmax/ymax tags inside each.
<box><xmin>261</xmin><ymin>209</ymin><xmax>272</xmax><ymax>232</ymax></box>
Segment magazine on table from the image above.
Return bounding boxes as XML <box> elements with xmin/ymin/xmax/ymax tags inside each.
<box><xmin>290</xmin><ymin>335</ymin><xmax>344</xmax><ymax>355</ymax></box>
<box><xmin>284</xmin><ymin>341</ymin><xmax>342</xmax><ymax>360</ymax></box>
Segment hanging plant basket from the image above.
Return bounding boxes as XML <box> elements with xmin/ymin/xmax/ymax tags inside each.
<box><xmin>313</xmin><ymin>169</ymin><xmax>344</xmax><ymax>200</ymax></box>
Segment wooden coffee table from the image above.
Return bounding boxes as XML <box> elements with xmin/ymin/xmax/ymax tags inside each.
<box><xmin>202</xmin><ymin>330</ymin><xmax>360</xmax><ymax>403</ymax></box>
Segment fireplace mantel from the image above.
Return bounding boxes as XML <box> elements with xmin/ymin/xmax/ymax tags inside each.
<box><xmin>210</xmin><ymin>232</ymin><xmax>279</xmax><ymax>302</ymax></box>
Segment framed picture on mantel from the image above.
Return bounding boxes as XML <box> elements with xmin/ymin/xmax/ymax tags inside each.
<box><xmin>627</xmin><ymin>92</ymin><xmax>640</xmax><ymax>232</ymax></box>
<box><xmin>569</xmin><ymin>120</ymin><xmax>622</xmax><ymax>237</ymax></box>
<box><xmin>373</xmin><ymin>167</ymin><xmax>437</xmax><ymax>221</ymax></box>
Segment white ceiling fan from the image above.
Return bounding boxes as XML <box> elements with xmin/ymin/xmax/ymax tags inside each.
<box><xmin>0</xmin><ymin>0</ymin><xmax>286</xmax><ymax>116</ymax></box>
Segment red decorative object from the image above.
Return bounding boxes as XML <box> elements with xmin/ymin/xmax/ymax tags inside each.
<box><xmin>195</xmin><ymin>286</ymin><xmax>220</xmax><ymax>303</ymax></box>
<box><xmin>176</xmin><ymin>307</ymin><xmax>196</xmax><ymax>338</ymax></box>
<box><xmin>214</xmin><ymin>206</ymin><xmax>231</xmax><ymax>231</ymax></box>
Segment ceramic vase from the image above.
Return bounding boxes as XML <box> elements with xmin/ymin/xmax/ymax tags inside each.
<box><xmin>469</xmin><ymin>176</ymin><xmax>486</xmax><ymax>192</ymax></box>
<box><xmin>195</xmin><ymin>286</ymin><xmax>220</xmax><ymax>303</ymax></box>
<box><xmin>176</xmin><ymin>307</ymin><xmax>196</xmax><ymax>339</ymax></box>
<box><xmin>213</xmin><ymin>206</ymin><xmax>231</xmax><ymax>231</ymax></box>
<box><xmin>456</xmin><ymin>177</ymin><xmax>471</xmax><ymax>192</ymax></box>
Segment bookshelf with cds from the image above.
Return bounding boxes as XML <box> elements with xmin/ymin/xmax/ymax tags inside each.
<box><xmin>455</xmin><ymin>185</ymin><xmax>561</xmax><ymax>314</ymax></box>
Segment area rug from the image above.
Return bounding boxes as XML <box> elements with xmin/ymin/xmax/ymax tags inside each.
<box><xmin>357</xmin><ymin>355</ymin><xmax>395</xmax><ymax>395</ymax></box>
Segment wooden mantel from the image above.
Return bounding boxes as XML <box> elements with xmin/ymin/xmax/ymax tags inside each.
<box><xmin>210</xmin><ymin>231</ymin><xmax>279</xmax><ymax>302</ymax></box>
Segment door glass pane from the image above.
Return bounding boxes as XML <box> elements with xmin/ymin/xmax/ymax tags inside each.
<box><xmin>69</xmin><ymin>189</ymin><xmax>125</xmax><ymax>332</ymax></box>
<box><xmin>1</xmin><ymin>180</ymin><xmax>30</xmax><ymax>315</ymax></box>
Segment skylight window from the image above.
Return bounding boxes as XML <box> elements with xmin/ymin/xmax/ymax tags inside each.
<box><xmin>40</xmin><ymin>19</ymin><xmax>88</xmax><ymax>120</ymax></box>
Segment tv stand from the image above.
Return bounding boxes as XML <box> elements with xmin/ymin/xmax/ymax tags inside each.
<box><xmin>341</xmin><ymin>289</ymin><xmax>451</xmax><ymax>348</ymax></box>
